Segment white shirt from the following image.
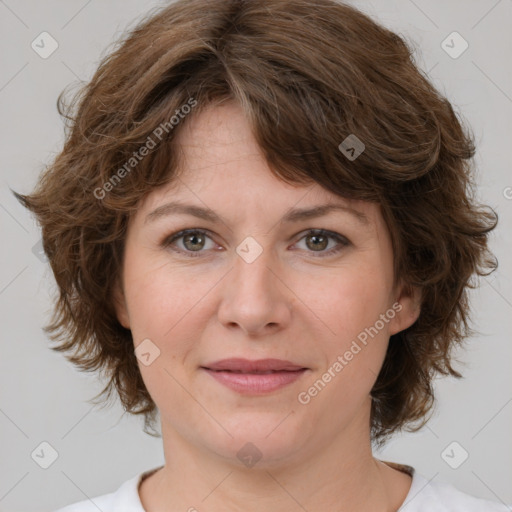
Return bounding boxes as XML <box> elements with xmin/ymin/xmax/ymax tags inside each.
<box><xmin>54</xmin><ymin>463</ymin><xmax>511</xmax><ymax>511</ymax></box>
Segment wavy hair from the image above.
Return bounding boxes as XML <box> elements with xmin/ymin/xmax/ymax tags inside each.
<box><xmin>13</xmin><ymin>0</ymin><xmax>497</xmax><ymax>444</ymax></box>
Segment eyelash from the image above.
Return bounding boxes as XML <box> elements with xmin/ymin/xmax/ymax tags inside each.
<box><xmin>161</xmin><ymin>228</ymin><xmax>350</xmax><ymax>258</ymax></box>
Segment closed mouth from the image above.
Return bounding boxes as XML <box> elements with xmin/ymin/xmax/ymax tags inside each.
<box><xmin>205</xmin><ymin>369</ymin><xmax>305</xmax><ymax>373</ymax></box>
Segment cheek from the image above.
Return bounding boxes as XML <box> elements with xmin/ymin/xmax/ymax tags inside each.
<box><xmin>298</xmin><ymin>259</ymin><xmax>393</xmax><ymax>398</ymax></box>
<box><xmin>122</xmin><ymin>251</ymin><xmax>215</xmax><ymax>342</ymax></box>
<box><xmin>308</xmin><ymin>262</ymin><xmax>393</xmax><ymax>346</ymax></box>
<box><xmin>121</xmin><ymin>253</ymin><xmax>223</xmax><ymax>406</ymax></box>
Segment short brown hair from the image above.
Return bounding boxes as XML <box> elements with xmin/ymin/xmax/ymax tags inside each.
<box><xmin>13</xmin><ymin>0</ymin><xmax>497</xmax><ymax>444</ymax></box>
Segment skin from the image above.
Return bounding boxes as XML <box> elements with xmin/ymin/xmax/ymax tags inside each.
<box><xmin>113</xmin><ymin>101</ymin><xmax>421</xmax><ymax>512</ymax></box>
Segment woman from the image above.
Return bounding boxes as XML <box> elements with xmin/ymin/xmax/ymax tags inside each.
<box><xmin>13</xmin><ymin>0</ymin><xmax>509</xmax><ymax>510</ymax></box>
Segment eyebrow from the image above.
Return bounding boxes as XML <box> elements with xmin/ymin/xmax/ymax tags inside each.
<box><xmin>145</xmin><ymin>201</ymin><xmax>370</xmax><ymax>226</ymax></box>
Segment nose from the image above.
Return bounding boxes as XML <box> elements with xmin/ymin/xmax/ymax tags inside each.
<box><xmin>217</xmin><ymin>242</ymin><xmax>293</xmax><ymax>337</ymax></box>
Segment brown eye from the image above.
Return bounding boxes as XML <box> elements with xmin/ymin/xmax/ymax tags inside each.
<box><xmin>305</xmin><ymin>233</ymin><xmax>329</xmax><ymax>251</ymax></box>
<box><xmin>163</xmin><ymin>228</ymin><xmax>350</xmax><ymax>259</ymax></box>
<box><xmin>182</xmin><ymin>232</ymin><xmax>206</xmax><ymax>251</ymax></box>
<box><xmin>163</xmin><ymin>229</ymin><xmax>216</xmax><ymax>257</ymax></box>
<box><xmin>294</xmin><ymin>229</ymin><xmax>350</xmax><ymax>257</ymax></box>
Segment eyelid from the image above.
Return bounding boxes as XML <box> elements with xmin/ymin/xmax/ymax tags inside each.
<box><xmin>163</xmin><ymin>228</ymin><xmax>220</xmax><ymax>257</ymax></box>
<box><xmin>162</xmin><ymin>227</ymin><xmax>351</xmax><ymax>258</ymax></box>
<box><xmin>289</xmin><ymin>228</ymin><xmax>350</xmax><ymax>258</ymax></box>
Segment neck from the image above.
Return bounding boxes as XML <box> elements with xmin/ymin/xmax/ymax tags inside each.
<box><xmin>140</xmin><ymin>408</ymin><xmax>411</xmax><ymax>512</ymax></box>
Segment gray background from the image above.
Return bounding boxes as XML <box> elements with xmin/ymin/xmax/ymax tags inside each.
<box><xmin>0</xmin><ymin>0</ymin><xmax>511</xmax><ymax>510</ymax></box>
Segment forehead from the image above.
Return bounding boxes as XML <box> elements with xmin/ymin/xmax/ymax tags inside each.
<box><xmin>134</xmin><ymin>101</ymin><xmax>381</xmax><ymax>230</ymax></box>
<box><xmin>177</xmin><ymin>100</ymin><xmax>258</xmax><ymax>152</ymax></box>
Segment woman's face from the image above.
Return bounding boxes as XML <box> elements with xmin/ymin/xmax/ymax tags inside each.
<box><xmin>114</xmin><ymin>101</ymin><xmax>420</xmax><ymax>467</ymax></box>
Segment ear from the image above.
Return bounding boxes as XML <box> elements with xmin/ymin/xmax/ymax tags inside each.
<box><xmin>112</xmin><ymin>277</ymin><xmax>131</xmax><ymax>329</ymax></box>
<box><xmin>388</xmin><ymin>282</ymin><xmax>422</xmax><ymax>336</ymax></box>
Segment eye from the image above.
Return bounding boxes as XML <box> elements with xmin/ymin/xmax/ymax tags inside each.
<box><xmin>162</xmin><ymin>228</ymin><xmax>350</xmax><ymax>258</ymax></box>
<box><xmin>293</xmin><ymin>229</ymin><xmax>350</xmax><ymax>257</ymax></box>
<box><xmin>163</xmin><ymin>229</ymin><xmax>218</xmax><ymax>257</ymax></box>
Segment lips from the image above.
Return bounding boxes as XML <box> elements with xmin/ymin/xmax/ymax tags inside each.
<box><xmin>202</xmin><ymin>358</ymin><xmax>307</xmax><ymax>373</ymax></box>
<box><xmin>201</xmin><ymin>358</ymin><xmax>308</xmax><ymax>394</ymax></box>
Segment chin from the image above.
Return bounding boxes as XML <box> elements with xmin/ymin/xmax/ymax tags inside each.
<box><xmin>200</xmin><ymin>415</ymin><xmax>309</xmax><ymax>469</ymax></box>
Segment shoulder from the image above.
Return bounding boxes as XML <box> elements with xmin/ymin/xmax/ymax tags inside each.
<box><xmin>53</xmin><ymin>466</ymin><xmax>163</xmax><ymax>512</ymax></box>
<box><xmin>53</xmin><ymin>490</ymin><xmax>117</xmax><ymax>512</ymax></box>
<box><xmin>401</xmin><ymin>469</ymin><xmax>511</xmax><ymax>512</ymax></box>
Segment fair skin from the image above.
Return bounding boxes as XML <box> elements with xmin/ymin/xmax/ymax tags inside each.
<box><xmin>114</xmin><ymin>101</ymin><xmax>421</xmax><ymax>512</ymax></box>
